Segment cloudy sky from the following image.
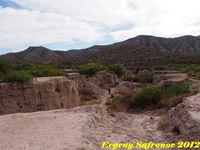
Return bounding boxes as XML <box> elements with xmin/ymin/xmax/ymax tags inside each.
<box><xmin>0</xmin><ymin>0</ymin><xmax>200</xmax><ymax>54</ymax></box>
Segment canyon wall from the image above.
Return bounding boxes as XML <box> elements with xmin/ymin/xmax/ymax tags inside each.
<box><xmin>0</xmin><ymin>77</ymin><xmax>80</xmax><ymax>115</ymax></box>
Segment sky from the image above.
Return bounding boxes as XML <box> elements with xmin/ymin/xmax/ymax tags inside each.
<box><xmin>0</xmin><ymin>0</ymin><xmax>200</xmax><ymax>54</ymax></box>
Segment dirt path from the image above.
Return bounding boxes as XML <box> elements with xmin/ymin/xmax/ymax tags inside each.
<box><xmin>0</xmin><ymin>89</ymin><xmax>174</xmax><ymax>150</ymax></box>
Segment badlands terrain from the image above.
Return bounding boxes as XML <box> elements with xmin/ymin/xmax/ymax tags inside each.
<box><xmin>0</xmin><ymin>69</ymin><xmax>200</xmax><ymax>150</ymax></box>
<box><xmin>1</xmin><ymin>35</ymin><xmax>200</xmax><ymax>149</ymax></box>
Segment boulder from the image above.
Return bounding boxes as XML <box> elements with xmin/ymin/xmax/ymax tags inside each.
<box><xmin>111</xmin><ymin>81</ymin><xmax>140</xmax><ymax>97</ymax></box>
<box><xmin>136</xmin><ymin>70</ymin><xmax>153</xmax><ymax>83</ymax></box>
<box><xmin>0</xmin><ymin>77</ymin><xmax>80</xmax><ymax>115</ymax></box>
<box><xmin>89</xmin><ymin>71</ymin><xmax>120</xmax><ymax>89</ymax></box>
<box><xmin>167</xmin><ymin>94</ymin><xmax>200</xmax><ymax>135</ymax></box>
<box><xmin>154</xmin><ymin>73</ymin><xmax>188</xmax><ymax>84</ymax></box>
<box><xmin>158</xmin><ymin>73</ymin><xmax>188</xmax><ymax>89</ymax></box>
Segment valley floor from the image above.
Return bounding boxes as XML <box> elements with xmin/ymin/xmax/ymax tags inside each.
<box><xmin>0</xmin><ymin>91</ymin><xmax>176</xmax><ymax>150</ymax></box>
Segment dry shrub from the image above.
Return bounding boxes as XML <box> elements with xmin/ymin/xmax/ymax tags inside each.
<box><xmin>107</xmin><ymin>95</ymin><xmax>132</xmax><ymax>112</ymax></box>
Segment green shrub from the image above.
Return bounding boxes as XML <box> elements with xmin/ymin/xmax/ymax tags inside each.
<box><xmin>31</xmin><ymin>65</ymin><xmax>64</xmax><ymax>77</ymax></box>
<box><xmin>131</xmin><ymin>87</ymin><xmax>161</xmax><ymax>108</ymax></box>
<box><xmin>107</xmin><ymin>64</ymin><xmax>125</xmax><ymax>77</ymax></box>
<box><xmin>196</xmin><ymin>74</ymin><xmax>200</xmax><ymax>80</ymax></box>
<box><xmin>17</xmin><ymin>62</ymin><xmax>34</xmax><ymax>70</ymax></box>
<box><xmin>0</xmin><ymin>59</ymin><xmax>13</xmax><ymax>75</ymax></box>
<box><xmin>165</xmin><ymin>82</ymin><xmax>191</xmax><ymax>96</ymax></box>
<box><xmin>4</xmin><ymin>71</ymin><xmax>33</xmax><ymax>82</ymax></box>
<box><xmin>77</xmin><ymin>63</ymin><xmax>106</xmax><ymax>76</ymax></box>
<box><xmin>0</xmin><ymin>62</ymin><xmax>64</xmax><ymax>82</ymax></box>
<box><xmin>180</xmin><ymin>64</ymin><xmax>200</xmax><ymax>73</ymax></box>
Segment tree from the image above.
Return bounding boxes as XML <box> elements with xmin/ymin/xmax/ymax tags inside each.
<box><xmin>0</xmin><ymin>59</ymin><xmax>13</xmax><ymax>75</ymax></box>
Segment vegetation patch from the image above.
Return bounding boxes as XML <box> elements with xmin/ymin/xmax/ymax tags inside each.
<box><xmin>164</xmin><ymin>82</ymin><xmax>191</xmax><ymax>96</ymax></box>
<box><xmin>196</xmin><ymin>73</ymin><xmax>200</xmax><ymax>80</ymax></box>
<box><xmin>129</xmin><ymin>82</ymin><xmax>191</xmax><ymax>109</ymax></box>
<box><xmin>76</xmin><ymin>62</ymin><xmax>106</xmax><ymax>76</ymax></box>
<box><xmin>76</xmin><ymin>61</ymin><xmax>125</xmax><ymax>77</ymax></box>
<box><xmin>4</xmin><ymin>70</ymin><xmax>33</xmax><ymax>82</ymax></box>
<box><xmin>0</xmin><ymin>60</ymin><xmax>64</xmax><ymax>83</ymax></box>
<box><xmin>30</xmin><ymin>65</ymin><xmax>64</xmax><ymax>77</ymax></box>
<box><xmin>107</xmin><ymin>64</ymin><xmax>125</xmax><ymax>77</ymax></box>
<box><xmin>131</xmin><ymin>87</ymin><xmax>161</xmax><ymax>109</ymax></box>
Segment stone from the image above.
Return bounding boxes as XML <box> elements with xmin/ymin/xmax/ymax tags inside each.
<box><xmin>111</xmin><ymin>81</ymin><xmax>140</xmax><ymax>96</ymax></box>
<box><xmin>167</xmin><ymin>94</ymin><xmax>200</xmax><ymax>135</ymax></box>
<box><xmin>136</xmin><ymin>70</ymin><xmax>153</xmax><ymax>83</ymax></box>
<box><xmin>89</xmin><ymin>71</ymin><xmax>120</xmax><ymax>89</ymax></box>
<box><xmin>0</xmin><ymin>77</ymin><xmax>80</xmax><ymax>115</ymax></box>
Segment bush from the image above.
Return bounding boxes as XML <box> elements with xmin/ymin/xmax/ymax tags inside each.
<box><xmin>0</xmin><ymin>62</ymin><xmax>64</xmax><ymax>82</ymax></box>
<box><xmin>108</xmin><ymin>95</ymin><xmax>132</xmax><ymax>112</ymax></box>
<box><xmin>196</xmin><ymin>73</ymin><xmax>200</xmax><ymax>80</ymax></box>
<box><xmin>0</xmin><ymin>59</ymin><xmax>13</xmax><ymax>75</ymax></box>
<box><xmin>77</xmin><ymin>63</ymin><xmax>106</xmax><ymax>76</ymax></box>
<box><xmin>131</xmin><ymin>87</ymin><xmax>161</xmax><ymax>108</ymax></box>
<box><xmin>4</xmin><ymin>71</ymin><xmax>33</xmax><ymax>82</ymax></box>
<box><xmin>31</xmin><ymin>65</ymin><xmax>64</xmax><ymax>77</ymax></box>
<box><xmin>165</xmin><ymin>82</ymin><xmax>191</xmax><ymax>96</ymax></box>
<box><xmin>107</xmin><ymin>64</ymin><xmax>125</xmax><ymax>77</ymax></box>
<box><xmin>17</xmin><ymin>62</ymin><xmax>34</xmax><ymax>70</ymax></box>
<box><xmin>180</xmin><ymin>64</ymin><xmax>200</xmax><ymax>73</ymax></box>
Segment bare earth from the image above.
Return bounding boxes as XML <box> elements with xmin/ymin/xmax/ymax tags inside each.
<box><xmin>0</xmin><ymin>75</ymin><xmax>185</xmax><ymax>150</ymax></box>
<box><xmin>0</xmin><ymin>104</ymin><xmax>175</xmax><ymax>150</ymax></box>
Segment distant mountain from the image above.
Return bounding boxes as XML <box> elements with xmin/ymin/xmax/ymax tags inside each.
<box><xmin>1</xmin><ymin>35</ymin><xmax>200</xmax><ymax>68</ymax></box>
<box><xmin>0</xmin><ymin>46</ymin><xmax>73</xmax><ymax>64</ymax></box>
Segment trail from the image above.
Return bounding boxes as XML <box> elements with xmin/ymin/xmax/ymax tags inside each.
<box><xmin>0</xmin><ymin>88</ymin><xmax>175</xmax><ymax>150</ymax></box>
<box><xmin>81</xmin><ymin>89</ymin><xmax>175</xmax><ymax>149</ymax></box>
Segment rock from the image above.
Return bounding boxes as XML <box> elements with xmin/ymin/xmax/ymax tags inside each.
<box><xmin>154</xmin><ymin>73</ymin><xmax>188</xmax><ymax>83</ymax></box>
<box><xmin>79</xmin><ymin>82</ymin><xmax>104</xmax><ymax>101</ymax></box>
<box><xmin>111</xmin><ymin>81</ymin><xmax>140</xmax><ymax>96</ymax></box>
<box><xmin>167</xmin><ymin>94</ymin><xmax>200</xmax><ymax>135</ymax></box>
<box><xmin>123</xmin><ymin>69</ymin><xmax>135</xmax><ymax>78</ymax></box>
<box><xmin>89</xmin><ymin>71</ymin><xmax>119</xmax><ymax>89</ymax></box>
<box><xmin>0</xmin><ymin>77</ymin><xmax>80</xmax><ymax>115</ymax></box>
<box><xmin>136</xmin><ymin>70</ymin><xmax>153</xmax><ymax>83</ymax></box>
<box><xmin>67</xmin><ymin>73</ymin><xmax>106</xmax><ymax>102</ymax></box>
<box><xmin>67</xmin><ymin>73</ymin><xmax>86</xmax><ymax>89</ymax></box>
<box><xmin>158</xmin><ymin>73</ymin><xmax>188</xmax><ymax>89</ymax></box>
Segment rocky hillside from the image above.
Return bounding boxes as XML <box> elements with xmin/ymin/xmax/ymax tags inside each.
<box><xmin>1</xmin><ymin>35</ymin><xmax>200</xmax><ymax>67</ymax></box>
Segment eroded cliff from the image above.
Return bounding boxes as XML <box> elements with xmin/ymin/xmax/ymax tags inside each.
<box><xmin>0</xmin><ymin>77</ymin><xmax>80</xmax><ymax>115</ymax></box>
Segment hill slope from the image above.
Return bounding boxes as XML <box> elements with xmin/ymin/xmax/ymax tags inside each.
<box><xmin>1</xmin><ymin>35</ymin><xmax>200</xmax><ymax>67</ymax></box>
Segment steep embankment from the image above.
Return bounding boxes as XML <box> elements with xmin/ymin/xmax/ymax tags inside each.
<box><xmin>0</xmin><ymin>77</ymin><xmax>80</xmax><ymax>115</ymax></box>
<box><xmin>0</xmin><ymin>73</ymin><xmax>200</xmax><ymax>150</ymax></box>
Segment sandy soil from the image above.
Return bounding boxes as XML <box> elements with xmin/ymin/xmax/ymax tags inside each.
<box><xmin>34</xmin><ymin>76</ymin><xmax>66</xmax><ymax>82</ymax></box>
<box><xmin>0</xmin><ymin>84</ymin><xmax>176</xmax><ymax>150</ymax></box>
<box><xmin>0</xmin><ymin>104</ymin><xmax>175</xmax><ymax>150</ymax></box>
<box><xmin>0</xmin><ymin>107</ymin><xmax>91</xmax><ymax>150</ymax></box>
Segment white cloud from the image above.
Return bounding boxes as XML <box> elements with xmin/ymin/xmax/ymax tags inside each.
<box><xmin>111</xmin><ymin>0</ymin><xmax>200</xmax><ymax>40</ymax></box>
<box><xmin>12</xmin><ymin>0</ymin><xmax>135</xmax><ymax>27</ymax></box>
<box><xmin>0</xmin><ymin>7</ymin><xmax>105</xmax><ymax>49</ymax></box>
<box><xmin>0</xmin><ymin>0</ymin><xmax>200</xmax><ymax>52</ymax></box>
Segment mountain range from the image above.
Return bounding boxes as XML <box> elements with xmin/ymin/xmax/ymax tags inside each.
<box><xmin>1</xmin><ymin>35</ymin><xmax>200</xmax><ymax>68</ymax></box>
